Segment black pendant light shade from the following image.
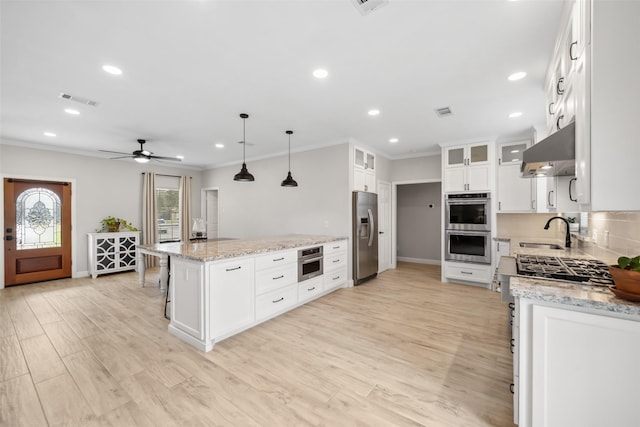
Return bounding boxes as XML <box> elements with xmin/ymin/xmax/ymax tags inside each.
<box><xmin>234</xmin><ymin>113</ymin><xmax>255</xmax><ymax>182</ymax></box>
<box><xmin>281</xmin><ymin>130</ymin><xmax>298</xmax><ymax>187</ymax></box>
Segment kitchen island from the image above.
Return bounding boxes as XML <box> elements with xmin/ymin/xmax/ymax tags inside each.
<box><xmin>137</xmin><ymin>235</ymin><xmax>348</xmax><ymax>352</ymax></box>
<box><xmin>510</xmin><ymin>276</ymin><xmax>640</xmax><ymax>427</ymax></box>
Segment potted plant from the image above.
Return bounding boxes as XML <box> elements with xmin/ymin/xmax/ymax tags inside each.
<box><xmin>98</xmin><ymin>216</ymin><xmax>139</xmax><ymax>233</ymax></box>
<box><xmin>609</xmin><ymin>256</ymin><xmax>640</xmax><ymax>294</ymax></box>
<box><xmin>567</xmin><ymin>216</ymin><xmax>579</xmax><ymax>232</ymax></box>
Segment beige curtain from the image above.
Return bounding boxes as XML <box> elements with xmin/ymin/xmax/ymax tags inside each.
<box><xmin>180</xmin><ymin>176</ymin><xmax>192</xmax><ymax>242</ymax></box>
<box><xmin>142</xmin><ymin>172</ymin><xmax>157</xmax><ymax>267</ymax></box>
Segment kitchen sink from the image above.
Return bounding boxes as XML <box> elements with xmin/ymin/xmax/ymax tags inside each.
<box><xmin>519</xmin><ymin>242</ymin><xmax>563</xmax><ymax>250</ymax></box>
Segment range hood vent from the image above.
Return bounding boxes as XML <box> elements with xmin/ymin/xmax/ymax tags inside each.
<box><xmin>520</xmin><ymin>121</ymin><xmax>575</xmax><ymax>178</ymax></box>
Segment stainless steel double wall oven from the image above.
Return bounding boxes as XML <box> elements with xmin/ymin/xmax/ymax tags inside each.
<box><xmin>445</xmin><ymin>193</ymin><xmax>491</xmax><ymax>264</ymax></box>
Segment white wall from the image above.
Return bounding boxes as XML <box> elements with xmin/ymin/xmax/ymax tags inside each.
<box><xmin>0</xmin><ymin>143</ymin><xmax>202</xmax><ymax>281</ymax></box>
<box><xmin>201</xmin><ymin>143</ymin><xmax>350</xmax><ymax>240</ymax></box>
<box><xmin>397</xmin><ymin>182</ymin><xmax>442</xmax><ymax>263</ymax></box>
<box><xmin>390</xmin><ymin>154</ymin><xmax>441</xmax><ymax>182</ymax></box>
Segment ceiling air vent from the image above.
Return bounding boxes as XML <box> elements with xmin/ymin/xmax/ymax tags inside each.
<box><xmin>435</xmin><ymin>107</ymin><xmax>453</xmax><ymax>117</ymax></box>
<box><xmin>351</xmin><ymin>0</ymin><xmax>388</xmax><ymax>15</ymax></box>
<box><xmin>58</xmin><ymin>92</ymin><xmax>99</xmax><ymax>107</ymax></box>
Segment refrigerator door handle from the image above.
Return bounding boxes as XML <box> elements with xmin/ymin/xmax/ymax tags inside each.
<box><xmin>367</xmin><ymin>208</ymin><xmax>374</xmax><ymax>247</ymax></box>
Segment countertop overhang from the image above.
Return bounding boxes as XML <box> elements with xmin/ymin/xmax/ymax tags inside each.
<box><xmin>137</xmin><ymin>234</ymin><xmax>347</xmax><ymax>262</ymax></box>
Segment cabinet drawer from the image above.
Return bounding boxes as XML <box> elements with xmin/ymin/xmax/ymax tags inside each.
<box><xmin>324</xmin><ymin>252</ymin><xmax>347</xmax><ymax>272</ymax></box>
<box><xmin>324</xmin><ymin>267</ymin><xmax>347</xmax><ymax>290</ymax></box>
<box><xmin>298</xmin><ymin>277</ymin><xmax>323</xmax><ymax>303</ymax></box>
<box><xmin>254</xmin><ymin>250</ymin><xmax>296</xmax><ymax>271</ymax></box>
<box><xmin>445</xmin><ymin>262</ymin><xmax>492</xmax><ymax>284</ymax></box>
<box><xmin>255</xmin><ymin>264</ymin><xmax>298</xmax><ymax>295</ymax></box>
<box><xmin>324</xmin><ymin>240</ymin><xmax>347</xmax><ymax>256</ymax></box>
<box><xmin>255</xmin><ymin>284</ymin><xmax>298</xmax><ymax>321</ymax></box>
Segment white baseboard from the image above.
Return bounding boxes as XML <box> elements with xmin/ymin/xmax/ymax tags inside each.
<box><xmin>397</xmin><ymin>257</ymin><xmax>441</xmax><ymax>266</ymax></box>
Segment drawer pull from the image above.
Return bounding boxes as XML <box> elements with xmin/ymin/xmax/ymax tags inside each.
<box><xmin>332</xmin><ymin>246</ymin><xmax>340</xmax><ymax>249</ymax></box>
<box><xmin>461</xmin><ymin>271</ymin><xmax>473</xmax><ymax>275</ymax></box>
<box><xmin>272</xmin><ymin>275</ymin><xmax>284</xmax><ymax>280</ymax></box>
<box><xmin>332</xmin><ymin>259</ymin><xmax>340</xmax><ymax>263</ymax></box>
<box><xmin>273</xmin><ymin>257</ymin><xmax>285</xmax><ymax>261</ymax></box>
<box><xmin>272</xmin><ymin>297</ymin><xmax>284</xmax><ymax>304</ymax></box>
<box><xmin>333</xmin><ymin>276</ymin><xmax>340</xmax><ymax>280</ymax></box>
<box><xmin>225</xmin><ymin>266</ymin><xmax>241</xmax><ymax>271</ymax></box>
<box><xmin>307</xmin><ymin>286</ymin><xmax>316</xmax><ymax>291</ymax></box>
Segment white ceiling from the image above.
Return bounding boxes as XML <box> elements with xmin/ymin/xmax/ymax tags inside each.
<box><xmin>0</xmin><ymin>0</ymin><xmax>565</xmax><ymax>169</ymax></box>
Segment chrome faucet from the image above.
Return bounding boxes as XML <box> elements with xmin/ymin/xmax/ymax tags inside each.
<box><xmin>544</xmin><ymin>216</ymin><xmax>571</xmax><ymax>248</ymax></box>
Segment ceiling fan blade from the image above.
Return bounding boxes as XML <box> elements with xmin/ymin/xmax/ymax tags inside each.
<box><xmin>150</xmin><ymin>155</ymin><xmax>182</xmax><ymax>162</ymax></box>
<box><xmin>109</xmin><ymin>155</ymin><xmax>134</xmax><ymax>160</ymax></box>
<box><xmin>99</xmin><ymin>149</ymin><xmax>132</xmax><ymax>155</ymax></box>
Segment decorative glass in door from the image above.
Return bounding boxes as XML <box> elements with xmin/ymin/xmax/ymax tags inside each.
<box><xmin>15</xmin><ymin>187</ymin><xmax>61</xmax><ymax>250</ymax></box>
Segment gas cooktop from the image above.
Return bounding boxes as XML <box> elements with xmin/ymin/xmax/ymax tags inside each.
<box><xmin>516</xmin><ymin>255</ymin><xmax>613</xmax><ymax>287</ymax></box>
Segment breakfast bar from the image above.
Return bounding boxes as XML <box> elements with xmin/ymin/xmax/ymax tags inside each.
<box><xmin>137</xmin><ymin>234</ymin><xmax>348</xmax><ymax>351</ymax></box>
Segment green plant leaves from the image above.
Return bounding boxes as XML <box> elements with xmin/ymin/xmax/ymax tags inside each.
<box><xmin>618</xmin><ymin>256</ymin><xmax>640</xmax><ymax>271</ymax></box>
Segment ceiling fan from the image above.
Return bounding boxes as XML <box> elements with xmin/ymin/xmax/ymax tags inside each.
<box><xmin>100</xmin><ymin>139</ymin><xmax>182</xmax><ymax>164</ymax></box>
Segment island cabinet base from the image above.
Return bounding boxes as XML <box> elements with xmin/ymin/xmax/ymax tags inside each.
<box><xmin>516</xmin><ymin>298</ymin><xmax>640</xmax><ymax>427</ymax></box>
<box><xmin>168</xmin><ymin>240</ymin><xmax>348</xmax><ymax>352</ymax></box>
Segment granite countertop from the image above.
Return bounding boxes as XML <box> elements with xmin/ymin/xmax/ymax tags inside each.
<box><xmin>138</xmin><ymin>234</ymin><xmax>346</xmax><ymax>262</ymax></box>
<box><xmin>510</xmin><ymin>276</ymin><xmax>640</xmax><ymax>317</ymax></box>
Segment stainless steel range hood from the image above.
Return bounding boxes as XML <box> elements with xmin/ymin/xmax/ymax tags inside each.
<box><xmin>520</xmin><ymin>121</ymin><xmax>575</xmax><ymax>177</ymax></box>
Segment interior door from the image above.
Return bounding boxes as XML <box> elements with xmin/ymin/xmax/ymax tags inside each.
<box><xmin>4</xmin><ymin>178</ymin><xmax>72</xmax><ymax>286</ymax></box>
<box><xmin>377</xmin><ymin>181</ymin><xmax>391</xmax><ymax>273</ymax></box>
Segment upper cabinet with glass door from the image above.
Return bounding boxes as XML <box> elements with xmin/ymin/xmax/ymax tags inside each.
<box><xmin>443</xmin><ymin>142</ymin><xmax>492</xmax><ymax>193</ymax></box>
<box><xmin>353</xmin><ymin>146</ymin><xmax>376</xmax><ymax>193</ymax></box>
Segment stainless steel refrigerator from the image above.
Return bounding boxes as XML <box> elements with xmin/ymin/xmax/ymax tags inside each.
<box><xmin>352</xmin><ymin>191</ymin><xmax>378</xmax><ymax>285</ymax></box>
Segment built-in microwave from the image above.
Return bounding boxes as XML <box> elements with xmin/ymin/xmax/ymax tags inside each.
<box><xmin>445</xmin><ymin>230</ymin><xmax>491</xmax><ymax>264</ymax></box>
<box><xmin>298</xmin><ymin>246</ymin><xmax>323</xmax><ymax>282</ymax></box>
<box><xmin>445</xmin><ymin>193</ymin><xmax>491</xmax><ymax>231</ymax></box>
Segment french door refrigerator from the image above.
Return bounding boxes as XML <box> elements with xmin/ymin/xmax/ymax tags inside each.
<box><xmin>352</xmin><ymin>191</ymin><xmax>378</xmax><ymax>285</ymax></box>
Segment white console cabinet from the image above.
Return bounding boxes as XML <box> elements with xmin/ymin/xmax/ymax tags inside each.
<box><xmin>88</xmin><ymin>232</ymin><xmax>139</xmax><ymax>278</ymax></box>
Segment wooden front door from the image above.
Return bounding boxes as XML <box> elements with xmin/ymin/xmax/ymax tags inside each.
<box><xmin>4</xmin><ymin>178</ymin><xmax>72</xmax><ymax>286</ymax></box>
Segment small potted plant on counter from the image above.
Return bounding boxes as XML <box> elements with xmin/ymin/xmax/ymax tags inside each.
<box><xmin>98</xmin><ymin>216</ymin><xmax>139</xmax><ymax>233</ymax></box>
<box><xmin>567</xmin><ymin>216</ymin><xmax>579</xmax><ymax>232</ymax></box>
<box><xmin>609</xmin><ymin>256</ymin><xmax>640</xmax><ymax>299</ymax></box>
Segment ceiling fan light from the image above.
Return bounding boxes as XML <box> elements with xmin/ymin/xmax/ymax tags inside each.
<box><xmin>134</xmin><ymin>156</ymin><xmax>150</xmax><ymax>164</ymax></box>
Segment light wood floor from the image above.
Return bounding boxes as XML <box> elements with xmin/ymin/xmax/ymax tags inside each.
<box><xmin>0</xmin><ymin>262</ymin><xmax>514</xmax><ymax>426</ymax></box>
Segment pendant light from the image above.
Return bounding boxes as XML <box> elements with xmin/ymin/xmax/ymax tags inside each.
<box><xmin>281</xmin><ymin>130</ymin><xmax>298</xmax><ymax>187</ymax></box>
<box><xmin>233</xmin><ymin>113</ymin><xmax>255</xmax><ymax>182</ymax></box>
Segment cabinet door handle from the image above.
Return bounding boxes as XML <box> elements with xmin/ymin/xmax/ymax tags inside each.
<box><xmin>226</xmin><ymin>266</ymin><xmax>241</xmax><ymax>271</ymax></box>
<box><xmin>273</xmin><ymin>257</ymin><xmax>285</xmax><ymax>262</ymax></box>
<box><xmin>556</xmin><ymin>114</ymin><xmax>565</xmax><ymax>131</ymax></box>
<box><xmin>461</xmin><ymin>271</ymin><xmax>473</xmax><ymax>275</ymax></box>
<box><xmin>531</xmin><ymin>199</ymin><xmax>536</xmax><ymax>210</ymax></box>
<box><xmin>569</xmin><ymin>177</ymin><xmax>577</xmax><ymax>202</ymax></box>
<box><xmin>272</xmin><ymin>297</ymin><xmax>284</xmax><ymax>304</ymax></box>
<box><xmin>548</xmin><ymin>102</ymin><xmax>555</xmax><ymax>115</ymax></box>
<box><xmin>510</xmin><ymin>338</ymin><xmax>515</xmax><ymax>354</ymax></box>
<box><xmin>498</xmin><ymin>201</ymin><xmax>502</xmax><ymax>211</ymax></box>
<box><xmin>569</xmin><ymin>41</ymin><xmax>578</xmax><ymax>60</ymax></box>
<box><xmin>548</xmin><ymin>190</ymin><xmax>555</xmax><ymax>207</ymax></box>
<box><xmin>556</xmin><ymin>77</ymin><xmax>565</xmax><ymax>95</ymax></box>
<box><xmin>307</xmin><ymin>286</ymin><xmax>316</xmax><ymax>291</ymax></box>
<box><xmin>510</xmin><ymin>383</ymin><xmax>515</xmax><ymax>394</ymax></box>
<box><xmin>272</xmin><ymin>275</ymin><xmax>284</xmax><ymax>280</ymax></box>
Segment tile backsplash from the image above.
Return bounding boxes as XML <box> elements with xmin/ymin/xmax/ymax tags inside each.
<box><xmin>581</xmin><ymin>212</ymin><xmax>640</xmax><ymax>265</ymax></box>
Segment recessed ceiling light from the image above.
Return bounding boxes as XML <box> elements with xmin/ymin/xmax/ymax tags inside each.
<box><xmin>508</xmin><ymin>71</ymin><xmax>527</xmax><ymax>81</ymax></box>
<box><xmin>176</xmin><ymin>155</ymin><xmax>184</xmax><ymax>160</ymax></box>
<box><xmin>102</xmin><ymin>64</ymin><xmax>123</xmax><ymax>75</ymax></box>
<box><xmin>511</xmin><ymin>149</ymin><xmax>520</xmax><ymax>153</ymax></box>
<box><xmin>509</xmin><ymin>112</ymin><xmax>523</xmax><ymax>118</ymax></box>
<box><xmin>43</xmin><ymin>131</ymin><xmax>56</xmax><ymax>137</ymax></box>
<box><xmin>64</xmin><ymin>108</ymin><xmax>80</xmax><ymax>115</ymax></box>
<box><xmin>312</xmin><ymin>69</ymin><xmax>328</xmax><ymax>79</ymax></box>
<box><xmin>389</xmin><ymin>138</ymin><xmax>399</xmax><ymax>143</ymax></box>
<box><xmin>368</xmin><ymin>109</ymin><xmax>380</xmax><ymax>116</ymax></box>
<box><xmin>215</xmin><ymin>143</ymin><xmax>224</xmax><ymax>149</ymax></box>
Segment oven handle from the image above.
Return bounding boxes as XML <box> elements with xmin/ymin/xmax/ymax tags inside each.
<box><xmin>300</xmin><ymin>255</ymin><xmax>323</xmax><ymax>265</ymax></box>
<box><xmin>368</xmin><ymin>208</ymin><xmax>374</xmax><ymax>247</ymax></box>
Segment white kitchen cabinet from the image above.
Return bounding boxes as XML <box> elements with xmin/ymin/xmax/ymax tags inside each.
<box><xmin>88</xmin><ymin>232</ymin><xmax>139</xmax><ymax>278</ymax></box>
<box><xmin>553</xmin><ymin>0</ymin><xmax>640</xmax><ymax>210</ymax></box>
<box><xmin>444</xmin><ymin>261</ymin><xmax>492</xmax><ymax>285</ymax></box>
<box><xmin>298</xmin><ymin>276</ymin><xmax>323</xmax><ymax>303</ymax></box>
<box><xmin>323</xmin><ymin>240</ymin><xmax>348</xmax><ymax>290</ymax></box>
<box><xmin>497</xmin><ymin>141</ymin><xmax>536</xmax><ymax>213</ymax></box>
<box><xmin>170</xmin><ymin>258</ymin><xmax>205</xmax><ymax>341</ymax></box>
<box><xmin>209</xmin><ymin>258</ymin><xmax>255</xmax><ymax>339</ymax></box>
<box><xmin>443</xmin><ymin>142</ymin><xmax>491</xmax><ymax>193</ymax></box>
<box><xmin>354</xmin><ymin>146</ymin><xmax>376</xmax><ymax>193</ymax></box>
<box><xmin>516</xmin><ymin>300</ymin><xmax>640</xmax><ymax>427</ymax></box>
<box><xmin>543</xmin><ymin>175</ymin><xmax>578</xmax><ymax>213</ymax></box>
<box><xmin>255</xmin><ymin>282</ymin><xmax>297</xmax><ymax>321</ymax></box>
